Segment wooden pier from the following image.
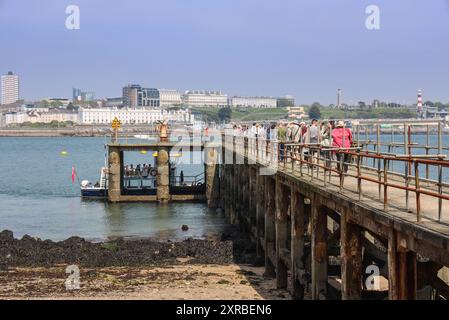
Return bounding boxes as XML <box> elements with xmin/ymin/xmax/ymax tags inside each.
<box><xmin>106</xmin><ymin>120</ymin><xmax>449</xmax><ymax>300</ymax></box>
<box><xmin>217</xmin><ymin>131</ymin><xmax>449</xmax><ymax>300</ymax></box>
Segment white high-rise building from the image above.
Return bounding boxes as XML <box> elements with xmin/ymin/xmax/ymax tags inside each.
<box><xmin>1</xmin><ymin>71</ymin><xmax>20</xmax><ymax>105</ymax></box>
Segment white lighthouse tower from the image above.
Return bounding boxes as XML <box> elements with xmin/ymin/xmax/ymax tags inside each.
<box><xmin>417</xmin><ymin>89</ymin><xmax>424</xmax><ymax>119</ymax></box>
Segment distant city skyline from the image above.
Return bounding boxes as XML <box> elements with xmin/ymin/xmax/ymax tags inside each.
<box><xmin>1</xmin><ymin>0</ymin><xmax>448</xmax><ymax>105</ymax></box>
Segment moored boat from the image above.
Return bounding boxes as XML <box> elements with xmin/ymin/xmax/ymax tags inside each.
<box><xmin>80</xmin><ymin>167</ymin><xmax>108</xmax><ymax>198</ymax></box>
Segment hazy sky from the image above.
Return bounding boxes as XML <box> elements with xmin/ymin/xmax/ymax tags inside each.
<box><xmin>0</xmin><ymin>0</ymin><xmax>448</xmax><ymax>105</ymax></box>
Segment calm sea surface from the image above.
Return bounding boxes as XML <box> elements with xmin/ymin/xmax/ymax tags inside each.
<box><xmin>0</xmin><ymin>137</ymin><xmax>226</xmax><ymax>241</ymax></box>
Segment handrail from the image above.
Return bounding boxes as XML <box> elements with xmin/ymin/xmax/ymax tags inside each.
<box><xmin>224</xmin><ymin>135</ymin><xmax>448</xmax><ymax>224</ymax></box>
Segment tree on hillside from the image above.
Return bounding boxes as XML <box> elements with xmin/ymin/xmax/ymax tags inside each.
<box><xmin>218</xmin><ymin>107</ymin><xmax>232</xmax><ymax>123</ymax></box>
<box><xmin>308</xmin><ymin>104</ymin><xmax>321</xmax><ymax>120</ymax></box>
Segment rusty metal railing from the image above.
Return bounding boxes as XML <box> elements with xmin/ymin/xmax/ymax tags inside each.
<box><xmin>225</xmin><ymin>133</ymin><xmax>449</xmax><ymax>224</ymax></box>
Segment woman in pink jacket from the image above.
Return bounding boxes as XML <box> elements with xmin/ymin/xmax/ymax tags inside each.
<box><xmin>332</xmin><ymin>121</ymin><xmax>353</xmax><ymax>173</ymax></box>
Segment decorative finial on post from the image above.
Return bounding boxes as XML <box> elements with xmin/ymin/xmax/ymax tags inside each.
<box><xmin>156</xmin><ymin>120</ymin><xmax>169</xmax><ymax>142</ymax></box>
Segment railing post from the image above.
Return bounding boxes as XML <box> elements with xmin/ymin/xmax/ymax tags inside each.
<box><xmin>404</xmin><ymin>124</ymin><xmax>409</xmax><ymax>211</ymax></box>
<box><xmin>438</xmin><ymin>121</ymin><xmax>443</xmax><ymax>221</ymax></box>
<box><xmin>414</xmin><ymin>161</ymin><xmax>421</xmax><ymax>222</ymax></box>
<box><xmin>357</xmin><ymin>149</ymin><xmax>362</xmax><ymax>201</ymax></box>
<box><xmin>339</xmin><ymin>150</ymin><xmax>344</xmax><ymax>191</ymax></box>
<box><xmin>384</xmin><ymin>158</ymin><xmax>388</xmax><ymax>211</ymax></box>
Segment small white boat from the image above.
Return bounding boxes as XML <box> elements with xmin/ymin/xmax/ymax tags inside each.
<box><xmin>80</xmin><ymin>167</ymin><xmax>108</xmax><ymax>198</ymax></box>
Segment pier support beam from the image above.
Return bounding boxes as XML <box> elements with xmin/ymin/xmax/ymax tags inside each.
<box><xmin>275</xmin><ymin>179</ymin><xmax>289</xmax><ymax>289</ymax></box>
<box><xmin>205</xmin><ymin>146</ymin><xmax>219</xmax><ymax>208</ymax></box>
<box><xmin>311</xmin><ymin>200</ymin><xmax>328</xmax><ymax>300</ymax></box>
<box><xmin>388</xmin><ymin>230</ymin><xmax>417</xmax><ymax>300</ymax></box>
<box><xmin>291</xmin><ymin>189</ymin><xmax>306</xmax><ymax>299</ymax></box>
<box><xmin>264</xmin><ymin>177</ymin><xmax>276</xmax><ymax>278</ymax></box>
<box><xmin>249</xmin><ymin>167</ymin><xmax>257</xmax><ymax>228</ymax></box>
<box><xmin>156</xmin><ymin>147</ymin><xmax>170</xmax><ymax>203</ymax></box>
<box><xmin>341</xmin><ymin>207</ymin><xmax>363</xmax><ymax>300</ymax></box>
<box><xmin>230</xmin><ymin>164</ymin><xmax>237</xmax><ymax>224</ymax></box>
<box><xmin>255</xmin><ymin>173</ymin><xmax>265</xmax><ymax>263</ymax></box>
<box><xmin>108</xmin><ymin>146</ymin><xmax>122</xmax><ymax>203</ymax></box>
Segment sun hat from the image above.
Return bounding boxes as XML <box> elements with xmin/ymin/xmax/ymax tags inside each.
<box><xmin>336</xmin><ymin>120</ymin><xmax>345</xmax><ymax>127</ymax></box>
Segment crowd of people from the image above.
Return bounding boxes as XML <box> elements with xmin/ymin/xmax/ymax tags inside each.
<box><xmin>229</xmin><ymin>119</ymin><xmax>354</xmax><ymax>173</ymax></box>
<box><xmin>124</xmin><ymin>163</ymin><xmax>156</xmax><ymax>178</ymax></box>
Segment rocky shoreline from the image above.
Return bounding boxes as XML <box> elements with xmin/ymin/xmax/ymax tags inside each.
<box><xmin>0</xmin><ymin>230</ymin><xmax>289</xmax><ymax>300</ymax></box>
<box><xmin>0</xmin><ymin>229</ymin><xmax>255</xmax><ymax>269</ymax></box>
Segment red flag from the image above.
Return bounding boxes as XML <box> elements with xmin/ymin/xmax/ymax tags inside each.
<box><xmin>71</xmin><ymin>167</ymin><xmax>76</xmax><ymax>184</ymax></box>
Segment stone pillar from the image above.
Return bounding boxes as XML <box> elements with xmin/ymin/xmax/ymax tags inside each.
<box><xmin>311</xmin><ymin>200</ymin><xmax>328</xmax><ymax>300</ymax></box>
<box><xmin>108</xmin><ymin>146</ymin><xmax>122</xmax><ymax>202</ymax></box>
<box><xmin>275</xmin><ymin>178</ymin><xmax>288</xmax><ymax>289</ymax></box>
<box><xmin>156</xmin><ymin>147</ymin><xmax>170</xmax><ymax>203</ymax></box>
<box><xmin>205</xmin><ymin>146</ymin><xmax>219</xmax><ymax>208</ymax></box>
<box><xmin>291</xmin><ymin>189</ymin><xmax>305</xmax><ymax>299</ymax></box>
<box><xmin>264</xmin><ymin>177</ymin><xmax>276</xmax><ymax>278</ymax></box>
<box><xmin>340</xmin><ymin>207</ymin><xmax>363</xmax><ymax>300</ymax></box>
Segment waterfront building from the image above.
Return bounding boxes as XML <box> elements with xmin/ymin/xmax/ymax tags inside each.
<box><xmin>3</xmin><ymin>110</ymin><xmax>78</xmax><ymax>125</ymax></box>
<box><xmin>4</xmin><ymin>112</ymin><xmax>27</xmax><ymax>125</ymax></box>
<box><xmin>1</xmin><ymin>71</ymin><xmax>20</xmax><ymax>105</ymax></box>
<box><xmin>230</xmin><ymin>96</ymin><xmax>277</xmax><ymax>108</ymax></box>
<box><xmin>159</xmin><ymin>89</ymin><xmax>182</xmax><ymax>106</ymax></box>
<box><xmin>276</xmin><ymin>95</ymin><xmax>295</xmax><ymax>108</ymax></box>
<box><xmin>78</xmin><ymin>107</ymin><xmax>194</xmax><ymax>125</ymax></box>
<box><xmin>183</xmin><ymin>90</ymin><xmax>228</xmax><ymax>108</ymax></box>
<box><xmin>38</xmin><ymin>110</ymin><xmax>78</xmax><ymax>123</ymax></box>
<box><xmin>123</xmin><ymin>84</ymin><xmax>160</xmax><ymax>108</ymax></box>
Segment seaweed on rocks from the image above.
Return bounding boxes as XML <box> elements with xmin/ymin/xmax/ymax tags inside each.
<box><xmin>0</xmin><ymin>230</ymin><xmax>234</xmax><ymax>268</ymax></box>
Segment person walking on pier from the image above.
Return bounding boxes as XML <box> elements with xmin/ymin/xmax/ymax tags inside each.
<box><xmin>332</xmin><ymin>120</ymin><xmax>353</xmax><ymax>173</ymax></box>
<box><xmin>308</xmin><ymin>119</ymin><xmax>320</xmax><ymax>168</ymax></box>
<box><xmin>320</xmin><ymin>121</ymin><xmax>333</xmax><ymax>171</ymax></box>
<box><xmin>277</xmin><ymin>122</ymin><xmax>287</xmax><ymax>162</ymax></box>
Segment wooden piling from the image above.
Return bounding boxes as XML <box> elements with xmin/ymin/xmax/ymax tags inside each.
<box><xmin>290</xmin><ymin>189</ymin><xmax>305</xmax><ymax>299</ymax></box>
<box><xmin>311</xmin><ymin>200</ymin><xmax>328</xmax><ymax>300</ymax></box>
<box><xmin>340</xmin><ymin>207</ymin><xmax>363</xmax><ymax>300</ymax></box>
<box><xmin>264</xmin><ymin>177</ymin><xmax>276</xmax><ymax>278</ymax></box>
<box><xmin>275</xmin><ymin>178</ymin><xmax>289</xmax><ymax>289</ymax></box>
